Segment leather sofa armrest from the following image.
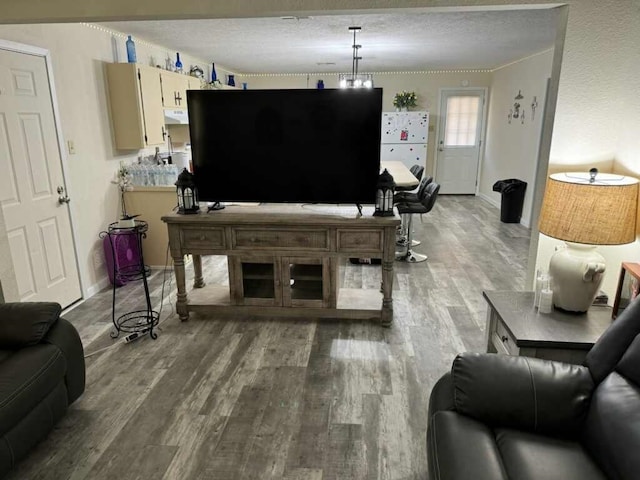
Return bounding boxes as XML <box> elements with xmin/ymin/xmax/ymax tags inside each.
<box><xmin>452</xmin><ymin>352</ymin><xmax>594</xmax><ymax>437</ymax></box>
<box><xmin>428</xmin><ymin>372</ymin><xmax>455</xmax><ymax>418</ymax></box>
<box><xmin>43</xmin><ymin>317</ymin><xmax>86</xmax><ymax>404</ymax></box>
<box><xmin>0</xmin><ymin>302</ymin><xmax>61</xmax><ymax>348</ymax></box>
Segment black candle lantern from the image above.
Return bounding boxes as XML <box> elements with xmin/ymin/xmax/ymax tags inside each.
<box><xmin>175</xmin><ymin>168</ymin><xmax>200</xmax><ymax>214</ymax></box>
<box><xmin>373</xmin><ymin>168</ymin><xmax>396</xmax><ymax>216</ymax></box>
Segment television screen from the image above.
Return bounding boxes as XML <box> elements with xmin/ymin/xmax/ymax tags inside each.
<box><xmin>187</xmin><ymin>88</ymin><xmax>383</xmax><ymax>204</ymax></box>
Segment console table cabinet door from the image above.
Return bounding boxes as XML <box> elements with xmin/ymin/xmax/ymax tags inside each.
<box><xmin>282</xmin><ymin>257</ymin><xmax>331</xmax><ymax>308</ymax></box>
<box><xmin>229</xmin><ymin>256</ymin><xmax>282</xmax><ymax>306</ymax></box>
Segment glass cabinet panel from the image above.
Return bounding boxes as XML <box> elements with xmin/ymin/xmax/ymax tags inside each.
<box><xmin>241</xmin><ymin>262</ymin><xmax>275</xmax><ymax>299</ymax></box>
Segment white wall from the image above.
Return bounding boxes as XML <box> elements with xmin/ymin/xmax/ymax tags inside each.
<box><xmin>245</xmin><ymin>71</ymin><xmax>492</xmax><ymax>178</ymax></box>
<box><xmin>480</xmin><ymin>50</ymin><xmax>553</xmax><ymax>227</ymax></box>
<box><xmin>532</xmin><ymin>1</ymin><xmax>640</xmax><ymax>301</ymax></box>
<box><xmin>0</xmin><ymin>23</ymin><xmax>214</xmax><ymax>297</ymax></box>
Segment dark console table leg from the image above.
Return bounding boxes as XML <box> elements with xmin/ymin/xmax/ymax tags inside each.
<box><xmin>193</xmin><ymin>254</ymin><xmax>205</xmax><ymax>288</ymax></box>
<box><xmin>173</xmin><ymin>255</ymin><xmax>189</xmax><ymax>321</ymax></box>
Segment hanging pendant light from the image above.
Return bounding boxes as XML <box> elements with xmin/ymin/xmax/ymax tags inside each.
<box><xmin>339</xmin><ymin>26</ymin><xmax>373</xmax><ymax>89</ymax></box>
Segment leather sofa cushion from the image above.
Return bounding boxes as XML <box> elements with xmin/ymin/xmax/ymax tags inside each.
<box><xmin>616</xmin><ymin>333</ymin><xmax>640</xmax><ymax>385</ymax></box>
<box><xmin>452</xmin><ymin>353</ymin><xmax>593</xmax><ymax>437</ymax></box>
<box><xmin>0</xmin><ymin>344</ymin><xmax>66</xmax><ymax>433</ymax></box>
<box><xmin>0</xmin><ymin>303</ymin><xmax>61</xmax><ymax>348</ymax></box>
<box><xmin>0</xmin><ymin>381</ymin><xmax>68</xmax><ymax>477</ymax></box>
<box><xmin>495</xmin><ymin>428</ymin><xmax>606</xmax><ymax>480</ymax></box>
<box><xmin>582</xmin><ymin>371</ymin><xmax>640</xmax><ymax>480</ymax></box>
<box><xmin>428</xmin><ymin>411</ymin><xmax>508</xmax><ymax>480</ymax></box>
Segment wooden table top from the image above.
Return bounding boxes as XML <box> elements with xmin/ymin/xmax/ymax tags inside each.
<box><xmin>381</xmin><ymin>161</ymin><xmax>419</xmax><ymax>189</ymax></box>
<box><xmin>483</xmin><ymin>290</ymin><xmax>613</xmax><ymax>349</ymax></box>
<box><xmin>162</xmin><ymin>203</ymin><xmax>400</xmax><ymax>225</ymax></box>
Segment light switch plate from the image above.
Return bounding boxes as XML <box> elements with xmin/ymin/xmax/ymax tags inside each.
<box><xmin>67</xmin><ymin>140</ymin><xmax>76</xmax><ymax>155</ymax></box>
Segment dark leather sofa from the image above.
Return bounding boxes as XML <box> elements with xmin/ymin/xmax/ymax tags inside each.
<box><xmin>428</xmin><ymin>297</ymin><xmax>640</xmax><ymax>480</ymax></box>
<box><xmin>0</xmin><ymin>302</ymin><xmax>85</xmax><ymax>477</ymax></box>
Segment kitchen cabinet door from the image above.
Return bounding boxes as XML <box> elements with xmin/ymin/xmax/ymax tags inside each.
<box><xmin>188</xmin><ymin>77</ymin><xmax>202</xmax><ymax>90</ymax></box>
<box><xmin>138</xmin><ymin>66</ymin><xmax>166</xmax><ymax>146</ymax></box>
<box><xmin>106</xmin><ymin>63</ymin><xmax>165</xmax><ymax>149</ymax></box>
<box><xmin>160</xmin><ymin>71</ymin><xmax>190</xmax><ymax>108</ymax></box>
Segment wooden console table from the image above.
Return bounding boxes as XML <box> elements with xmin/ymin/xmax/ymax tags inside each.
<box><xmin>162</xmin><ymin>204</ymin><xmax>400</xmax><ymax>326</ymax></box>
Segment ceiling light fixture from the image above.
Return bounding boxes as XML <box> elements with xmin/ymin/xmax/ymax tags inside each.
<box><xmin>339</xmin><ymin>26</ymin><xmax>373</xmax><ymax>89</ymax></box>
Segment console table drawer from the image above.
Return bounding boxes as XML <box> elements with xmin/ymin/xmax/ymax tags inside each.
<box><xmin>337</xmin><ymin>229</ymin><xmax>383</xmax><ymax>253</ymax></box>
<box><xmin>181</xmin><ymin>227</ymin><xmax>226</xmax><ymax>249</ymax></box>
<box><xmin>494</xmin><ymin>320</ymin><xmax>518</xmax><ymax>355</ymax></box>
<box><xmin>233</xmin><ymin>228</ymin><xmax>329</xmax><ymax>250</ymax></box>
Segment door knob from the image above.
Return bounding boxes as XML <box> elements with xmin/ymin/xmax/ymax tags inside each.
<box><xmin>57</xmin><ymin>186</ymin><xmax>70</xmax><ymax>204</ymax></box>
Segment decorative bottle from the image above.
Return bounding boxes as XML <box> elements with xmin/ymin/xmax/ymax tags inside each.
<box><xmin>175</xmin><ymin>53</ymin><xmax>183</xmax><ymax>72</ymax></box>
<box><xmin>211</xmin><ymin>63</ymin><xmax>217</xmax><ymax>83</ymax></box>
<box><xmin>126</xmin><ymin>35</ymin><xmax>136</xmax><ymax>63</ymax></box>
<box><xmin>227</xmin><ymin>74</ymin><xmax>235</xmax><ymax>87</ymax></box>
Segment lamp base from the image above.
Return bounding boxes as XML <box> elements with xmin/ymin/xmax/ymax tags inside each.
<box><xmin>548</xmin><ymin>242</ymin><xmax>606</xmax><ymax>313</ymax></box>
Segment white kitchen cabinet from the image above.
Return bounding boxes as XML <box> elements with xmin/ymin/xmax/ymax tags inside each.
<box><xmin>160</xmin><ymin>71</ymin><xmax>191</xmax><ymax>108</ymax></box>
<box><xmin>106</xmin><ymin>63</ymin><xmax>166</xmax><ymax>149</ymax></box>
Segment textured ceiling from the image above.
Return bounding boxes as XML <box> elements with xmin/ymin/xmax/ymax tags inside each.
<box><xmin>101</xmin><ymin>9</ymin><xmax>558</xmax><ymax>74</ymax></box>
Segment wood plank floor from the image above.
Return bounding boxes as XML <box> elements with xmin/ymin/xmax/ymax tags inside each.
<box><xmin>6</xmin><ymin>195</ymin><xmax>530</xmax><ymax>480</ymax></box>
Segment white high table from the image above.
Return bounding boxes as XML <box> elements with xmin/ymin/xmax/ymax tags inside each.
<box><xmin>381</xmin><ymin>161</ymin><xmax>419</xmax><ymax>189</ymax></box>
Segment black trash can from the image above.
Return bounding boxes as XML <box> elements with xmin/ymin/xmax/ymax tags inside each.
<box><xmin>492</xmin><ymin>179</ymin><xmax>527</xmax><ymax>223</ymax></box>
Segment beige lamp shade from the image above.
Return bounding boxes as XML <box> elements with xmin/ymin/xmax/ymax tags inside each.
<box><xmin>539</xmin><ymin>172</ymin><xmax>639</xmax><ymax>245</ymax></box>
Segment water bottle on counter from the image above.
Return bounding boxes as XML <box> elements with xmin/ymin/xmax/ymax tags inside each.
<box><xmin>127</xmin><ymin>160</ymin><xmax>180</xmax><ymax>187</ymax></box>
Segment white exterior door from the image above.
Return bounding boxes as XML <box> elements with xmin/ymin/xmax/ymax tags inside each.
<box><xmin>0</xmin><ymin>48</ymin><xmax>81</xmax><ymax>307</ymax></box>
<box><xmin>435</xmin><ymin>89</ymin><xmax>485</xmax><ymax>194</ymax></box>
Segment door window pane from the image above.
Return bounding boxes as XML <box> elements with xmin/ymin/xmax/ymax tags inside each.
<box><xmin>444</xmin><ymin>96</ymin><xmax>480</xmax><ymax>146</ymax></box>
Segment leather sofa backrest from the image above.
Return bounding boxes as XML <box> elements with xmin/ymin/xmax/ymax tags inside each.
<box><xmin>582</xmin><ymin>314</ymin><xmax>640</xmax><ymax>480</ymax></box>
<box><xmin>585</xmin><ymin>297</ymin><xmax>640</xmax><ymax>383</ymax></box>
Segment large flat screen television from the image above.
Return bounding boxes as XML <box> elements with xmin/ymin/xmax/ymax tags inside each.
<box><xmin>187</xmin><ymin>88</ymin><xmax>383</xmax><ymax>204</ymax></box>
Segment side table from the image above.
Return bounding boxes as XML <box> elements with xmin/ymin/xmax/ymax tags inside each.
<box><xmin>483</xmin><ymin>290</ymin><xmax>612</xmax><ymax>365</ymax></box>
<box><xmin>100</xmin><ymin>220</ymin><xmax>159</xmax><ymax>339</ymax></box>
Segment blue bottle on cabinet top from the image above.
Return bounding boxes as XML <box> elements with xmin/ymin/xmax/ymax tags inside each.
<box><xmin>126</xmin><ymin>35</ymin><xmax>136</xmax><ymax>63</ymax></box>
<box><xmin>211</xmin><ymin>63</ymin><xmax>217</xmax><ymax>82</ymax></box>
<box><xmin>175</xmin><ymin>52</ymin><xmax>183</xmax><ymax>72</ymax></box>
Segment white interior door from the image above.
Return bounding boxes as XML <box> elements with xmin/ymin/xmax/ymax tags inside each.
<box><xmin>0</xmin><ymin>48</ymin><xmax>81</xmax><ymax>307</ymax></box>
<box><xmin>435</xmin><ymin>90</ymin><xmax>485</xmax><ymax>194</ymax></box>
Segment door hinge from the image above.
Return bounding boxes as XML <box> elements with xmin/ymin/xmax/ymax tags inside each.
<box><xmin>144</xmin><ymin>134</ymin><xmax>148</xmax><ymax>143</ymax></box>
<box><xmin>137</xmin><ymin>70</ymin><xmax>141</xmax><ymax>80</ymax></box>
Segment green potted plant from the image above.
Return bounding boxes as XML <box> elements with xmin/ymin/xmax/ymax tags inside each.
<box><xmin>393</xmin><ymin>91</ymin><xmax>418</xmax><ymax>111</ymax></box>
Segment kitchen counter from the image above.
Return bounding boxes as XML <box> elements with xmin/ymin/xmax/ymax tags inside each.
<box><xmin>123</xmin><ymin>186</ymin><xmax>177</xmax><ymax>267</ymax></box>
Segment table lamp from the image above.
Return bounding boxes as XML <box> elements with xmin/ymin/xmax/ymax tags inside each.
<box><xmin>538</xmin><ymin>170</ymin><xmax>638</xmax><ymax>312</ymax></box>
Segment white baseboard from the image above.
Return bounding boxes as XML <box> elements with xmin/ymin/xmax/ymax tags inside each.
<box><xmin>83</xmin><ymin>265</ymin><xmax>173</xmax><ymax>301</ymax></box>
<box><xmin>478</xmin><ymin>192</ymin><xmax>500</xmax><ymax>209</ymax></box>
<box><xmin>86</xmin><ymin>276</ymin><xmax>110</xmax><ymax>299</ymax></box>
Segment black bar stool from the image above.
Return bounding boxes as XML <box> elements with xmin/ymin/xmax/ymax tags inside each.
<box><xmin>395</xmin><ymin>182</ymin><xmax>440</xmax><ymax>263</ymax></box>
<box><xmin>395</xmin><ymin>175</ymin><xmax>432</xmax><ymax>247</ymax></box>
